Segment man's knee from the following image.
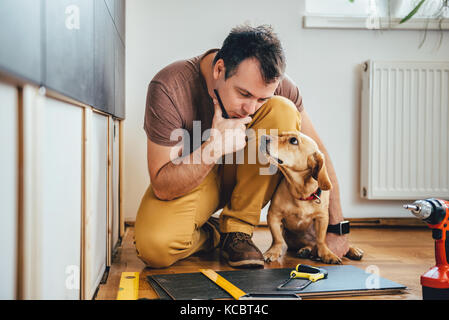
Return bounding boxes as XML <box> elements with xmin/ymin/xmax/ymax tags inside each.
<box><xmin>265</xmin><ymin>95</ymin><xmax>297</xmax><ymax>112</ymax></box>
<box><xmin>252</xmin><ymin>96</ymin><xmax>301</xmax><ymax>132</ymax></box>
<box><xmin>135</xmin><ymin>231</ymin><xmax>181</xmax><ymax>268</ymax></box>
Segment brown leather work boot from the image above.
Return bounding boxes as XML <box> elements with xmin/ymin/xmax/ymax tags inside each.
<box><xmin>220</xmin><ymin>232</ymin><xmax>264</xmax><ymax>268</ymax></box>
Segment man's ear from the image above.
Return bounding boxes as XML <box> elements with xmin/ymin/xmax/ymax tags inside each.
<box><xmin>213</xmin><ymin>58</ymin><xmax>225</xmax><ymax>80</ymax></box>
<box><xmin>307</xmin><ymin>151</ymin><xmax>332</xmax><ymax>190</ymax></box>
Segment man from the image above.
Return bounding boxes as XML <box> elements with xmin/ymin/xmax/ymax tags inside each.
<box><xmin>135</xmin><ymin>25</ymin><xmax>349</xmax><ymax>268</ymax></box>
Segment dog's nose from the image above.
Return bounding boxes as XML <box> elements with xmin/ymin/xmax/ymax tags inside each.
<box><xmin>260</xmin><ymin>135</ymin><xmax>270</xmax><ymax>154</ymax></box>
<box><xmin>262</xmin><ymin>135</ymin><xmax>270</xmax><ymax>144</ymax></box>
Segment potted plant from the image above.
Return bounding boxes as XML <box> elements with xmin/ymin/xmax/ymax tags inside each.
<box><xmin>350</xmin><ymin>0</ymin><xmax>449</xmax><ymax>47</ymax></box>
<box><xmin>400</xmin><ymin>0</ymin><xmax>449</xmax><ymax>48</ymax></box>
<box><xmin>349</xmin><ymin>0</ymin><xmax>448</xmax><ymax>22</ymax></box>
<box><xmin>400</xmin><ymin>0</ymin><xmax>448</xmax><ymax>23</ymax></box>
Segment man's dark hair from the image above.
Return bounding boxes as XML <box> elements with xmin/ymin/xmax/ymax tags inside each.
<box><xmin>213</xmin><ymin>24</ymin><xmax>286</xmax><ymax>84</ymax></box>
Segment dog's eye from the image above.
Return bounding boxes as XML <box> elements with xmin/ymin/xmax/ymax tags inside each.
<box><xmin>289</xmin><ymin>137</ymin><xmax>298</xmax><ymax>145</ymax></box>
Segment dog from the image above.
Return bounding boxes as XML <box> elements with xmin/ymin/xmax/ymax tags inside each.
<box><xmin>260</xmin><ymin>131</ymin><xmax>364</xmax><ymax>264</ymax></box>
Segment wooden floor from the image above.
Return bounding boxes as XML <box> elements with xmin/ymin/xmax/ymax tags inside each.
<box><xmin>95</xmin><ymin>225</ymin><xmax>434</xmax><ymax>300</ymax></box>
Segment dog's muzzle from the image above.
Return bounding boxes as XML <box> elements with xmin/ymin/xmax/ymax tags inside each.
<box><xmin>260</xmin><ymin>135</ymin><xmax>283</xmax><ymax>165</ymax></box>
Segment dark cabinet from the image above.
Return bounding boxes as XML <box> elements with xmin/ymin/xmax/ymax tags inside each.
<box><xmin>0</xmin><ymin>0</ymin><xmax>42</xmax><ymax>84</ymax></box>
<box><xmin>0</xmin><ymin>0</ymin><xmax>125</xmax><ymax>119</ymax></box>
<box><xmin>114</xmin><ymin>33</ymin><xmax>125</xmax><ymax>119</ymax></box>
<box><xmin>45</xmin><ymin>0</ymin><xmax>95</xmax><ymax>107</ymax></box>
<box><xmin>104</xmin><ymin>0</ymin><xmax>125</xmax><ymax>46</ymax></box>
<box><xmin>94</xmin><ymin>0</ymin><xmax>115</xmax><ymax>114</ymax></box>
<box><xmin>104</xmin><ymin>0</ymin><xmax>115</xmax><ymax>19</ymax></box>
<box><xmin>114</xmin><ymin>0</ymin><xmax>126</xmax><ymax>46</ymax></box>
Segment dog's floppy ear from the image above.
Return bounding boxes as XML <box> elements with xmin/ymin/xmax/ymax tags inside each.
<box><xmin>307</xmin><ymin>151</ymin><xmax>332</xmax><ymax>190</ymax></box>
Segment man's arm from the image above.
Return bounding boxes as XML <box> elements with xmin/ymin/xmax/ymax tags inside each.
<box><xmin>148</xmin><ymin>99</ymin><xmax>251</xmax><ymax>201</ymax></box>
<box><xmin>300</xmin><ymin>109</ymin><xmax>349</xmax><ymax>257</ymax></box>
<box><xmin>147</xmin><ymin>138</ymin><xmax>218</xmax><ymax>201</ymax></box>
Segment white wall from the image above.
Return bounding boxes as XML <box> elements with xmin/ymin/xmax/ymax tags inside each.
<box><xmin>124</xmin><ymin>0</ymin><xmax>449</xmax><ymax>221</ymax></box>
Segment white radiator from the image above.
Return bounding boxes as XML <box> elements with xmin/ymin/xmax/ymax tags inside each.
<box><xmin>360</xmin><ymin>60</ymin><xmax>449</xmax><ymax>200</ymax></box>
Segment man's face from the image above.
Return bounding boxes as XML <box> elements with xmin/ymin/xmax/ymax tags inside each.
<box><xmin>214</xmin><ymin>58</ymin><xmax>280</xmax><ymax>119</ymax></box>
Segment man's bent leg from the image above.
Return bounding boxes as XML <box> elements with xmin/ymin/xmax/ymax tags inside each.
<box><xmin>134</xmin><ymin>165</ymin><xmax>221</xmax><ymax>268</ymax></box>
<box><xmin>220</xmin><ymin>96</ymin><xmax>301</xmax><ymax>234</ymax></box>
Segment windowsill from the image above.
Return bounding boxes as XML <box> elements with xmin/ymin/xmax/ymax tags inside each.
<box><xmin>303</xmin><ymin>14</ymin><xmax>449</xmax><ymax>30</ymax></box>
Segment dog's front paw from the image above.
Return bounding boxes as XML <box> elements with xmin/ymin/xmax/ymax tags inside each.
<box><xmin>345</xmin><ymin>246</ymin><xmax>364</xmax><ymax>260</ymax></box>
<box><xmin>318</xmin><ymin>246</ymin><xmax>342</xmax><ymax>265</ymax></box>
<box><xmin>297</xmin><ymin>246</ymin><xmax>314</xmax><ymax>259</ymax></box>
<box><xmin>263</xmin><ymin>245</ymin><xmax>284</xmax><ymax>263</ymax></box>
<box><xmin>322</xmin><ymin>253</ymin><xmax>342</xmax><ymax>264</ymax></box>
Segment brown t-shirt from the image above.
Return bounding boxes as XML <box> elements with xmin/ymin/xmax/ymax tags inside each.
<box><xmin>144</xmin><ymin>49</ymin><xmax>304</xmax><ymax>149</ymax></box>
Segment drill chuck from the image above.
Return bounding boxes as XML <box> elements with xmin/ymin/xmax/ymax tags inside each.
<box><xmin>403</xmin><ymin>200</ymin><xmax>433</xmax><ymax>220</ymax></box>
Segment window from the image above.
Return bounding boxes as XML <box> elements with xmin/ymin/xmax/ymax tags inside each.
<box><xmin>305</xmin><ymin>0</ymin><xmax>371</xmax><ymax>17</ymax></box>
<box><xmin>303</xmin><ymin>0</ymin><xmax>449</xmax><ymax>30</ymax></box>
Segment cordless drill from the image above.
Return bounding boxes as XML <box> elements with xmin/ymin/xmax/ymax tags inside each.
<box><xmin>404</xmin><ymin>198</ymin><xmax>449</xmax><ymax>300</ymax></box>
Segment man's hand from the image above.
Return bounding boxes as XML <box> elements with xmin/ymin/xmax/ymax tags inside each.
<box><xmin>208</xmin><ymin>98</ymin><xmax>252</xmax><ymax>159</ymax></box>
<box><xmin>325</xmin><ymin>232</ymin><xmax>350</xmax><ymax>259</ymax></box>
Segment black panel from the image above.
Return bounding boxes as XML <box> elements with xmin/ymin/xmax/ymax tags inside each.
<box><xmin>148</xmin><ymin>266</ymin><xmax>406</xmax><ymax>300</ymax></box>
<box><xmin>45</xmin><ymin>0</ymin><xmax>94</xmax><ymax>106</ymax></box>
<box><xmin>0</xmin><ymin>0</ymin><xmax>41</xmax><ymax>84</ymax></box>
<box><xmin>114</xmin><ymin>31</ymin><xmax>125</xmax><ymax>119</ymax></box>
<box><xmin>94</xmin><ymin>0</ymin><xmax>115</xmax><ymax>114</ymax></box>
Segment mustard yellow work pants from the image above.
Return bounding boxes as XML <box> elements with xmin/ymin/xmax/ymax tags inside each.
<box><xmin>134</xmin><ymin>96</ymin><xmax>301</xmax><ymax>268</ymax></box>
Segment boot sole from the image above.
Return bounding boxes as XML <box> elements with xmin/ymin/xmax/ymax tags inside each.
<box><xmin>221</xmin><ymin>251</ymin><xmax>264</xmax><ymax>268</ymax></box>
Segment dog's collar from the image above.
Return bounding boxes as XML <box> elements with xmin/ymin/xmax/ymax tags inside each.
<box><xmin>298</xmin><ymin>188</ymin><xmax>322</xmax><ymax>203</ymax></box>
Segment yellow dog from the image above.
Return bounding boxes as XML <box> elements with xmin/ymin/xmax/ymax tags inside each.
<box><xmin>260</xmin><ymin>131</ymin><xmax>363</xmax><ymax>264</ymax></box>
